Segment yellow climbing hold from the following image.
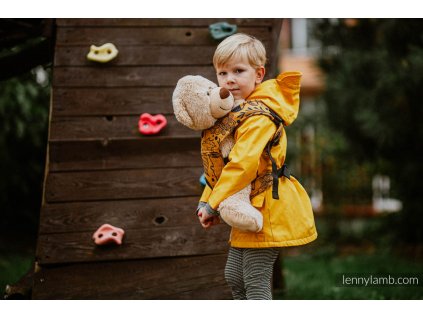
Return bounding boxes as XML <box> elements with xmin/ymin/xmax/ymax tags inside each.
<box><xmin>87</xmin><ymin>43</ymin><xmax>119</xmax><ymax>63</ymax></box>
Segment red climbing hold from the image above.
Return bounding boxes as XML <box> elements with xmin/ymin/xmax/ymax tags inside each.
<box><xmin>92</xmin><ymin>224</ymin><xmax>125</xmax><ymax>246</ymax></box>
<box><xmin>138</xmin><ymin>113</ymin><xmax>167</xmax><ymax>135</ymax></box>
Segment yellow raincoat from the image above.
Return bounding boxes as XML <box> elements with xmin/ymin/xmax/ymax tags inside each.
<box><xmin>200</xmin><ymin>72</ymin><xmax>317</xmax><ymax>248</ymax></box>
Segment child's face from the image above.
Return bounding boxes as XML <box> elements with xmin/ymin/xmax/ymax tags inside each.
<box><xmin>216</xmin><ymin>58</ymin><xmax>265</xmax><ymax>100</ymax></box>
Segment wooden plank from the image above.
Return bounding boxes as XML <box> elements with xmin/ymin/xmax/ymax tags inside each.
<box><xmin>36</xmin><ymin>224</ymin><xmax>229</xmax><ymax>264</ymax></box>
<box><xmin>56</xmin><ymin>27</ymin><xmax>271</xmax><ymax>46</ymax></box>
<box><xmin>52</xmin><ymin>64</ymin><xmax>278</xmax><ymax>89</ymax></box>
<box><xmin>54</xmin><ymin>42</ymin><xmax>273</xmax><ymax>67</ymax></box>
<box><xmin>51</xmin><ymin>69</ymin><xmax>279</xmax><ymax>117</ymax></box>
<box><xmin>49</xmin><ymin>115</ymin><xmax>197</xmax><ymax>141</ymax></box>
<box><xmin>39</xmin><ymin>196</ymin><xmax>202</xmax><ymax>234</ymax></box>
<box><xmin>52</xmin><ymin>66</ymin><xmax>216</xmax><ymax>87</ymax></box>
<box><xmin>49</xmin><ymin>138</ymin><xmax>201</xmax><ymax>172</ymax></box>
<box><xmin>56</xmin><ymin>18</ymin><xmax>278</xmax><ymax>27</ymax></box>
<box><xmin>45</xmin><ymin>167</ymin><xmax>204</xmax><ymax>202</ymax></box>
<box><xmin>52</xmin><ymin>87</ymin><xmax>176</xmax><ymax>117</ymax></box>
<box><xmin>54</xmin><ymin>45</ymin><xmax>216</xmax><ymax>66</ymax></box>
<box><xmin>51</xmin><ymin>61</ymin><xmax>279</xmax><ymax>117</ymax></box>
<box><xmin>32</xmin><ymin>253</ymin><xmax>232</xmax><ymax>299</ymax></box>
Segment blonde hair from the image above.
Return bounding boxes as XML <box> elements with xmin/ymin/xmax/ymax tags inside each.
<box><xmin>213</xmin><ymin>33</ymin><xmax>267</xmax><ymax>69</ymax></box>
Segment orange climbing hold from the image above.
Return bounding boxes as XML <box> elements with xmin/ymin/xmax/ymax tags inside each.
<box><xmin>92</xmin><ymin>224</ymin><xmax>125</xmax><ymax>246</ymax></box>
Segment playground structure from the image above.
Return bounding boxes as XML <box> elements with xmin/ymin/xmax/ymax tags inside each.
<box><xmin>32</xmin><ymin>18</ymin><xmax>282</xmax><ymax>299</ymax></box>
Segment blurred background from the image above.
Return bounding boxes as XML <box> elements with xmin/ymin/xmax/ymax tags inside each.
<box><xmin>0</xmin><ymin>18</ymin><xmax>422</xmax><ymax>299</ymax></box>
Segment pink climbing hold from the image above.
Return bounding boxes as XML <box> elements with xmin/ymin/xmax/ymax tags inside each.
<box><xmin>138</xmin><ymin>113</ymin><xmax>167</xmax><ymax>135</ymax></box>
<box><xmin>92</xmin><ymin>224</ymin><xmax>125</xmax><ymax>246</ymax></box>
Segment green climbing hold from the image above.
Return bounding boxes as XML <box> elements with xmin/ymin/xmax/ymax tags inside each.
<box><xmin>209</xmin><ymin>22</ymin><xmax>237</xmax><ymax>40</ymax></box>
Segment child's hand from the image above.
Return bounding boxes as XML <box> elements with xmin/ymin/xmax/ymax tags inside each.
<box><xmin>197</xmin><ymin>207</ymin><xmax>220</xmax><ymax>229</ymax></box>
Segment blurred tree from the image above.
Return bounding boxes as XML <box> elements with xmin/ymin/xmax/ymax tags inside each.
<box><xmin>0</xmin><ymin>68</ymin><xmax>50</xmax><ymax>237</ymax></box>
<box><xmin>313</xmin><ymin>19</ymin><xmax>423</xmax><ymax>244</ymax></box>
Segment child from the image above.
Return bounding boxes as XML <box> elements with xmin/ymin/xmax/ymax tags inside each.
<box><xmin>197</xmin><ymin>33</ymin><xmax>318</xmax><ymax>300</ymax></box>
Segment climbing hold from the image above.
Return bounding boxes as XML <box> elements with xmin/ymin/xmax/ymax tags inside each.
<box><xmin>87</xmin><ymin>43</ymin><xmax>119</xmax><ymax>63</ymax></box>
<box><xmin>209</xmin><ymin>22</ymin><xmax>237</xmax><ymax>40</ymax></box>
<box><xmin>199</xmin><ymin>173</ymin><xmax>206</xmax><ymax>187</ymax></box>
<box><xmin>92</xmin><ymin>224</ymin><xmax>125</xmax><ymax>246</ymax></box>
<box><xmin>138</xmin><ymin>113</ymin><xmax>167</xmax><ymax>135</ymax></box>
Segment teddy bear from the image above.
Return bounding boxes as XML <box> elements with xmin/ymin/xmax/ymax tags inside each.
<box><xmin>172</xmin><ymin>75</ymin><xmax>263</xmax><ymax>232</ymax></box>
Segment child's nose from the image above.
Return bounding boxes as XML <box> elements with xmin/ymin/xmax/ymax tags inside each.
<box><xmin>227</xmin><ymin>74</ymin><xmax>236</xmax><ymax>83</ymax></box>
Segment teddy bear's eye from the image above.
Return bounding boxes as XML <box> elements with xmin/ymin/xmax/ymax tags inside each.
<box><xmin>207</xmin><ymin>92</ymin><xmax>210</xmax><ymax>96</ymax></box>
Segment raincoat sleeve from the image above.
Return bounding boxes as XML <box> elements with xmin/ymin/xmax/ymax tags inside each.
<box><xmin>207</xmin><ymin>115</ymin><xmax>277</xmax><ymax>210</ymax></box>
<box><xmin>199</xmin><ymin>184</ymin><xmax>212</xmax><ymax>203</ymax></box>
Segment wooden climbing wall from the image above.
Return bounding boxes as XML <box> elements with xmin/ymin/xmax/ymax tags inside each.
<box><xmin>33</xmin><ymin>18</ymin><xmax>282</xmax><ymax>299</ymax></box>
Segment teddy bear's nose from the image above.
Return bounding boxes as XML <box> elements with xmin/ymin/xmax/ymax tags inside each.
<box><xmin>219</xmin><ymin>87</ymin><xmax>230</xmax><ymax>99</ymax></box>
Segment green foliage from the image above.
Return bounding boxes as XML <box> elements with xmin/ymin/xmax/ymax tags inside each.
<box><xmin>276</xmin><ymin>251</ymin><xmax>423</xmax><ymax>300</ymax></box>
<box><xmin>286</xmin><ymin>96</ymin><xmax>375</xmax><ymax>212</ymax></box>
<box><xmin>315</xmin><ymin>19</ymin><xmax>423</xmax><ymax>161</ymax></box>
<box><xmin>313</xmin><ymin>19</ymin><xmax>423</xmax><ymax>243</ymax></box>
<box><xmin>0</xmin><ymin>68</ymin><xmax>50</xmax><ymax>233</ymax></box>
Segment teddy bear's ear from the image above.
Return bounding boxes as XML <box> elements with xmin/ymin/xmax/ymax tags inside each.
<box><xmin>173</xmin><ymin>97</ymin><xmax>195</xmax><ymax>129</ymax></box>
<box><xmin>172</xmin><ymin>77</ymin><xmax>196</xmax><ymax>129</ymax></box>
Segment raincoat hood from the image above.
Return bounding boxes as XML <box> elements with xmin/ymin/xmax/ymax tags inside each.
<box><xmin>247</xmin><ymin>71</ymin><xmax>302</xmax><ymax>126</ymax></box>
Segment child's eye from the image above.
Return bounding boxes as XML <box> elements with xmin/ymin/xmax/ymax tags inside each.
<box><xmin>218</xmin><ymin>72</ymin><xmax>226</xmax><ymax>76</ymax></box>
<box><xmin>235</xmin><ymin>69</ymin><xmax>244</xmax><ymax>73</ymax></box>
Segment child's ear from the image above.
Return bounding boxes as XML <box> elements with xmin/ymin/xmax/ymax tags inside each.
<box><xmin>255</xmin><ymin>66</ymin><xmax>265</xmax><ymax>84</ymax></box>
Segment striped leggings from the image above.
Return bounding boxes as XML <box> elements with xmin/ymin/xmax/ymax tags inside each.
<box><xmin>224</xmin><ymin>247</ymin><xmax>280</xmax><ymax>300</ymax></box>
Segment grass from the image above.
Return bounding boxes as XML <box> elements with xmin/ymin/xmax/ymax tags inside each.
<box><xmin>275</xmin><ymin>247</ymin><xmax>423</xmax><ymax>300</ymax></box>
<box><xmin>0</xmin><ymin>252</ymin><xmax>33</xmax><ymax>296</ymax></box>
